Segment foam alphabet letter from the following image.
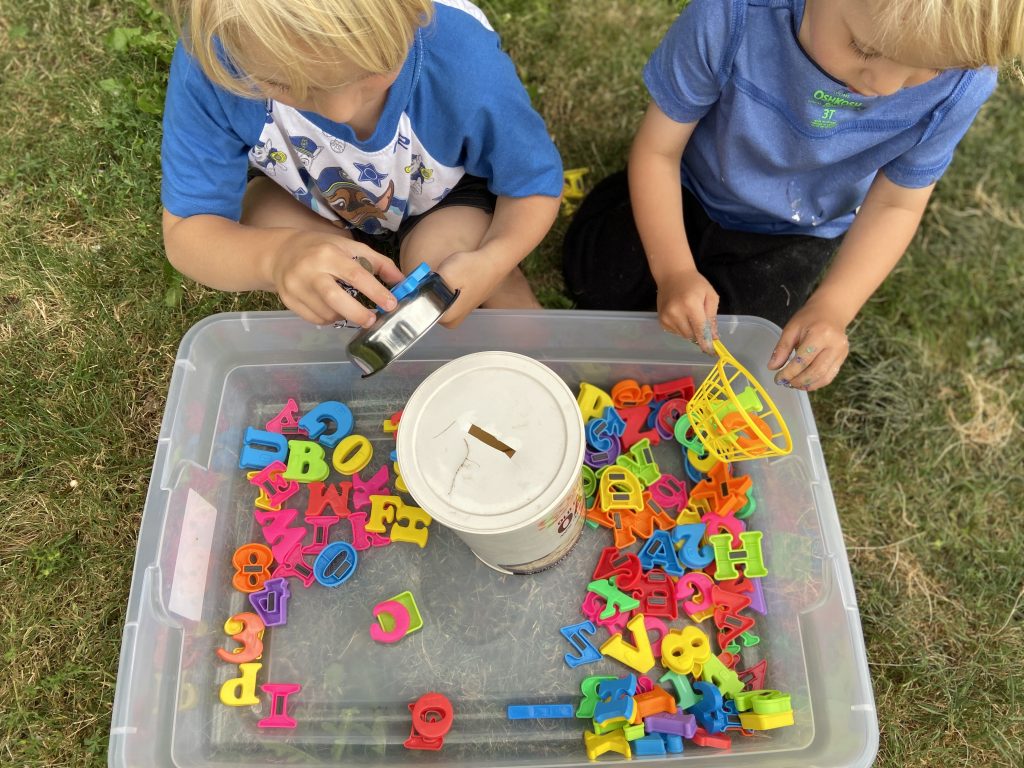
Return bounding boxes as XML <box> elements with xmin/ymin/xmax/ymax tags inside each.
<box><xmin>615</xmin><ymin>438</ymin><xmax>660</xmax><ymax>487</ymax></box>
<box><xmin>587</xmin><ymin>577</ymin><xmax>641</xmax><ymax>619</ymax></box>
<box><xmin>298</xmin><ymin>400</ymin><xmax>353</xmax><ymax>448</ymax></box>
<box><xmin>709</xmin><ymin>531</ymin><xmax>768</xmax><ymax>579</ymax></box>
<box><xmin>248</xmin><ymin>461</ymin><xmax>299</xmax><ymax>508</ymax></box>
<box><xmin>560</xmin><ymin>620</ymin><xmax>602</xmax><ymax>668</ymax></box>
<box><xmin>389</xmin><ymin>503</ymin><xmax>432</xmax><ymax>548</ymax></box>
<box><xmin>599</xmin><ymin>467</ymin><xmax>644</xmax><ymax>512</ymax></box>
<box><xmin>215</xmin><ymin>612</ymin><xmax>265</xmax><ymax>664</ymax></box>
<box><xmin>305</xmin><ymin>481</ymin><xmax>353</xmax><ymax>518</ymax></box>
<box><xmin>576</xmin><ymin>675</ymin><xmax>616</xmax><ymax>718</ymax></box>
<box><xmin>351</xmin><ymin>465</ymin><xmax>390</xmax><ymax>510</ymax></box>
<box><xmin>265</xmin><ymin>398</ymin><xmax>305</xmax><ymax>436</ymax></box>
<box><xmin>248</xmin><ymin>577</ymin><xmax>291</xmax><ymax>626</ymax></box>
<box><xmin>661</xmin><ymin>626</ymin><xmax>711</xmax><ymax>676</ymax></box>
<box><xmin>577</xmin><ymin>382</ymin><xmax>615</xmax><ymax>423</ymax></box>
<box><xmin>366</xmin><ymin>495</ymin><xmax>402</xmax><ymax>533</ymax></box>
<box><xmin>370</xmin><ymin>599</ymin><xmax>411</xmax><ymax>643</ymax></box>
<box><xmin>672</xmin><ymin>523</ymin><xmax>715</xmax><ymax>569</ymax></box>
<box><xmin>239</xmin><ymin>427</ymin><xmax>289</xmax><ymax>471</ymax></box>
<box><xmin>219</xmin><ymin>662</ymin><xmax>262</xmax><ymax>706</ymax></box>
<box><xmin>282</xmin><ymin>440</ymin><xmax>330</xmax><ymax>483</ymax></box>
<box><xmin>600</xmin><ymin>613</ymin><xmax>655</xmax><ymax>673</ymax></box>
<box><xmin>637</xmin><ymin>529</ymin><xmax>683</xmax><ymax>576</ymax></box>
<box><xmin>331</xmin><ymin>434</ymin><xmax>373</xmax><ymax>475</ymax></box>
<box><xmin>258</xmin><ymin>683</ymin><xmax>302</xmax><ymax>728</ymax></box>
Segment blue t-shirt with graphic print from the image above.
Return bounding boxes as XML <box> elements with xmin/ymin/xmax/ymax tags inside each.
<box><xmin>643</xmin><ymin>0</ymin><xmax>997</xmax><ymax>238</ymax></box>
<box><xmin>161</xmin><ymin>0</ymin><xmax>563</xmax><ymax>235</ymax></box>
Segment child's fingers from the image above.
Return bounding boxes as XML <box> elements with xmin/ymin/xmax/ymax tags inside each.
<box><xmin>660</xmin><ymin>315</ymin><xmax>694</xmax><ymax>341</ymax></box>
<box><xmin>802</xmin><ymin>355</ymin><xmax>844</xmax><ymax>391</ymax></box>
<box><xmin>698</xmin><ymin>295</ymin><xmax>719</xmax><ymax>355</ymax></box>
<box><xmin>681</xmin><ymin>295</ymin><xmax>710</xmax><ymax>349</ymax></box>
<box><xmin>352</xmin><ymin>244</ymin><xmax>405</xmax><ymax>285</ymax></box>
<box><xmin>286</xmin><ymin>295</ymin><xmax>335</xmax><ymax>326</ymax></box>
<box><xmin>774</xmin><ymin>356</ymin><xmax>810</xmax><ymax>388</ymax></box>
<box><xmin>308</xmin><ymin>286</ymin><xmax>359</xmax><ymax>326</ymax></box>
<box><xmin>789</xmin><ymin>348</ymin><xmax>845</xmax><ymax>391</ymax></box>
<box><xmin>775</xmin><ymin>337</ymin><xmax>848</xmax><ymax>390</ymax></box>
<box><xmin>773</xmin><ymin>334</ymin><xmax>821</xmax><ymax>388</ymax></box>
<box><xmin>332</xmin><ymin>253</ymin><xmax>398</xmax><ymax>313</ymax></box>
<box><xmin>692</xmin><ymin>315</ymin><xmax>710</xmax><ymax>353</ymax></box>
<box><xmin>320</xmin><ymin>276</ymin><xmax>381</xmax><ymax>328</ymax></box>
<box><xmin>438</xmin><ymin>303</ymin><xmax>472</xmax><ymax>329</ymax></box>
<box><xmin>768</xmin><ymin>323</ymin><xmax>804</xmax><ymax>371</ymax></box>
<box><xmin>686</xmin><ymin>311</ymin><xmax>706</xmax><ymax>345</ymax></box>
<box><xmin>658</xmin><ymin>300</ymin><xmax>695</xmax><ymax>341</ymax></box>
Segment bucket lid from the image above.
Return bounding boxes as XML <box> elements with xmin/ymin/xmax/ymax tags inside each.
<box><xmin>397</xmin><ymin>351</ymin><xmax>585</xmax><ymax>534</ymax></box>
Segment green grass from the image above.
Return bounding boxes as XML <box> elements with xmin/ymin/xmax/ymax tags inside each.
<box><xmin>1</xmin><ymin>1</ymin><xmax>1022</xmax><ymax>765</ymax></box>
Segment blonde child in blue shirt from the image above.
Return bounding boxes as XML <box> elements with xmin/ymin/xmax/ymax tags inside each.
<box><xmin>564</xmin><ymin>0</ymin><xmax>1023</xmax><ymax>390</ymax></box>
<box><xmin>162</xmin><ymin>0</ymin><xmax>563</xmax><ymax>329</ymax></box>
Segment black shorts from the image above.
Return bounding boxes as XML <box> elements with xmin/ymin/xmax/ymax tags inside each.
<box><xmin>246</xmin><ymin>168</ymin><xmax>496</xmax><ymax>262</ymax></box>
<box><xmin>562</xmin><ymin>170</ymin><xmax>844</xmax><ymax>328</ymax></box>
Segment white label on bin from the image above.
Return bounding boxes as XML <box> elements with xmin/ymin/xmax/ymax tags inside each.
<box><xmin>168</xmin><ymin>489</ymin><xmax>217</xmax><ymax>622</ymax></box>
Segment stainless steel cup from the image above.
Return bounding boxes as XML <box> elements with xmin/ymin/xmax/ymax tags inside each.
<box><xmin>346</xmin><ymin>272</ymin><xmax>459</xmax><ymax>377</ymax></box>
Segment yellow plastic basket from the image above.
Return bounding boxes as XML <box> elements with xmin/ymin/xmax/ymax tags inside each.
<box><xmin>682</xmin><ymin>339</ymin><xmax>793</xmax><ymax>462</ymax></box>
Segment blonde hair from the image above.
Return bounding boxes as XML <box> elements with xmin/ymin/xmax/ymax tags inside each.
<box><xmin>873</xmin><ymin>0</ymin><xmax>1024</xmax><ymax>69</ymax></box>
<box><xmin>168</xmin><ymin>0</ymin><xmax>434</xmax><ymax>98</ymax></box>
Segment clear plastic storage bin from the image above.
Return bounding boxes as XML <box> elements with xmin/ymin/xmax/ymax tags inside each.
<box><xmin>109</xmin><ymin>310</ymin><xmax>878</xmax><ymax>767</ymax></box>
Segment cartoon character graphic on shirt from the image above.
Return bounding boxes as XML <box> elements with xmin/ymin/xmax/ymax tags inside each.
<box><xmin>404</xmin><ymin>154</ymin><xmax>434</xmax><ymax>195</ymax></box>
<box><xmin>290</xmin><ymin>135</ymin><xmax>323</xmax><ymax>169</ymax></box>
<box><xmin>288</xmin><ymin>185</ymin><xmax>319</xmax><ymax>213</ymax></box>
<box><xmin>277</xmin><ymin>167</ymin><xmax>321</xmax><ymax>215</ymax></box>
<box><xmin>393</xmin><ymin>132</ymin><xmax>411</xmax><ymax>153</ymax></box>
<box><xmin>315</xmin><ymin>166</ymin><xmax>395</xmax><ymax>233</ymax></box>
<box><xmin>250</xmin><ymin>140</ymin><xmax>288</xmax><ymax>175</ymax></box>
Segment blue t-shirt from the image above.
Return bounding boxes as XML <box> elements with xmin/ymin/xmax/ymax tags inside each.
<box><xmin>643</xmin><ymin>0</ymin><xmax>997</xmax><ymax>237</ymax></box>
<box><xmin>161</xmin><ymin>0</ymin><xmax>563</xmax><ymax>234</ymax></box>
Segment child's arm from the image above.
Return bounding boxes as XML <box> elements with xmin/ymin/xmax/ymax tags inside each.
<box><xmin>432</xmin><ymin>193</ymin><xmax>561</xmax><ymax>326</ymax></box>
<box><xmin>767</xmin><ymin>174</ymin><xmax>936</xmax><ymax>390</ymax></box>
<box><xmin>628</xmin><ymin>102</ymin><xmax>717</xmax><ymax>354</ymax></box>
<box><xmin>162</xmin><ymin>210</ymin><xmax>403</xmax><ymax>326</ymax></box>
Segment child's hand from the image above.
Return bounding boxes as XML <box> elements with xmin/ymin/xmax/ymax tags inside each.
<box><xmin>767</xmin><ymin>301</ymin><xmax>850</xmax><ymax>391</ymax></box>
<box><xmin>267</xmin><ymin>231</ymin><xmax>404</xmax><ymax>326</ymax></box>
<box><xmin>656</xmin><ymin>268</ymin><xmax>719</xmax><ymax>355</ymax></box>
<box><xmin>433</xmin><ymin>249</ymin><xmax>505</xmax><ymax>328</ymax></box>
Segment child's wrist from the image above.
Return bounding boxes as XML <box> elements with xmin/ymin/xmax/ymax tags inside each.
<box><xmin>476</xmin><ymin>238</ymin><xmax>525</xmax><ymax>272</ymax></box>
<box><xmin>803</xmin><ymin>289</ymin><xmax>857</xmax><ymax>328</ymax></box>
<box><xmin>256</xmin><ymin>231</ymin><xmax>292</xmax><ymax>292</ymax></box>
<box><xmin>649</xmin><ymin>254</ymin><xmax>699</xmax><ymax>286</ymax></box>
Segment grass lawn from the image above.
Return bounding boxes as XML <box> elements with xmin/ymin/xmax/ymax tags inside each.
<box><xmin>1</xmin><ymin>0</ymin><xmax>1022</xmax><ymax>765</ymax></box>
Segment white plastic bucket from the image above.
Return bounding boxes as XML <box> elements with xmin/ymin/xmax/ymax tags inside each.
<box><xmin>397</xmin><ymin>351</ymin><xmax>586</xmax><ymax>574</ymax></box>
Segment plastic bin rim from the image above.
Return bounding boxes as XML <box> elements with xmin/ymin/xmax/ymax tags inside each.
<box><xmin>174</xmin><ymin>308</ymin><xmax>786</xmax><ymax>360</ymax></box>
